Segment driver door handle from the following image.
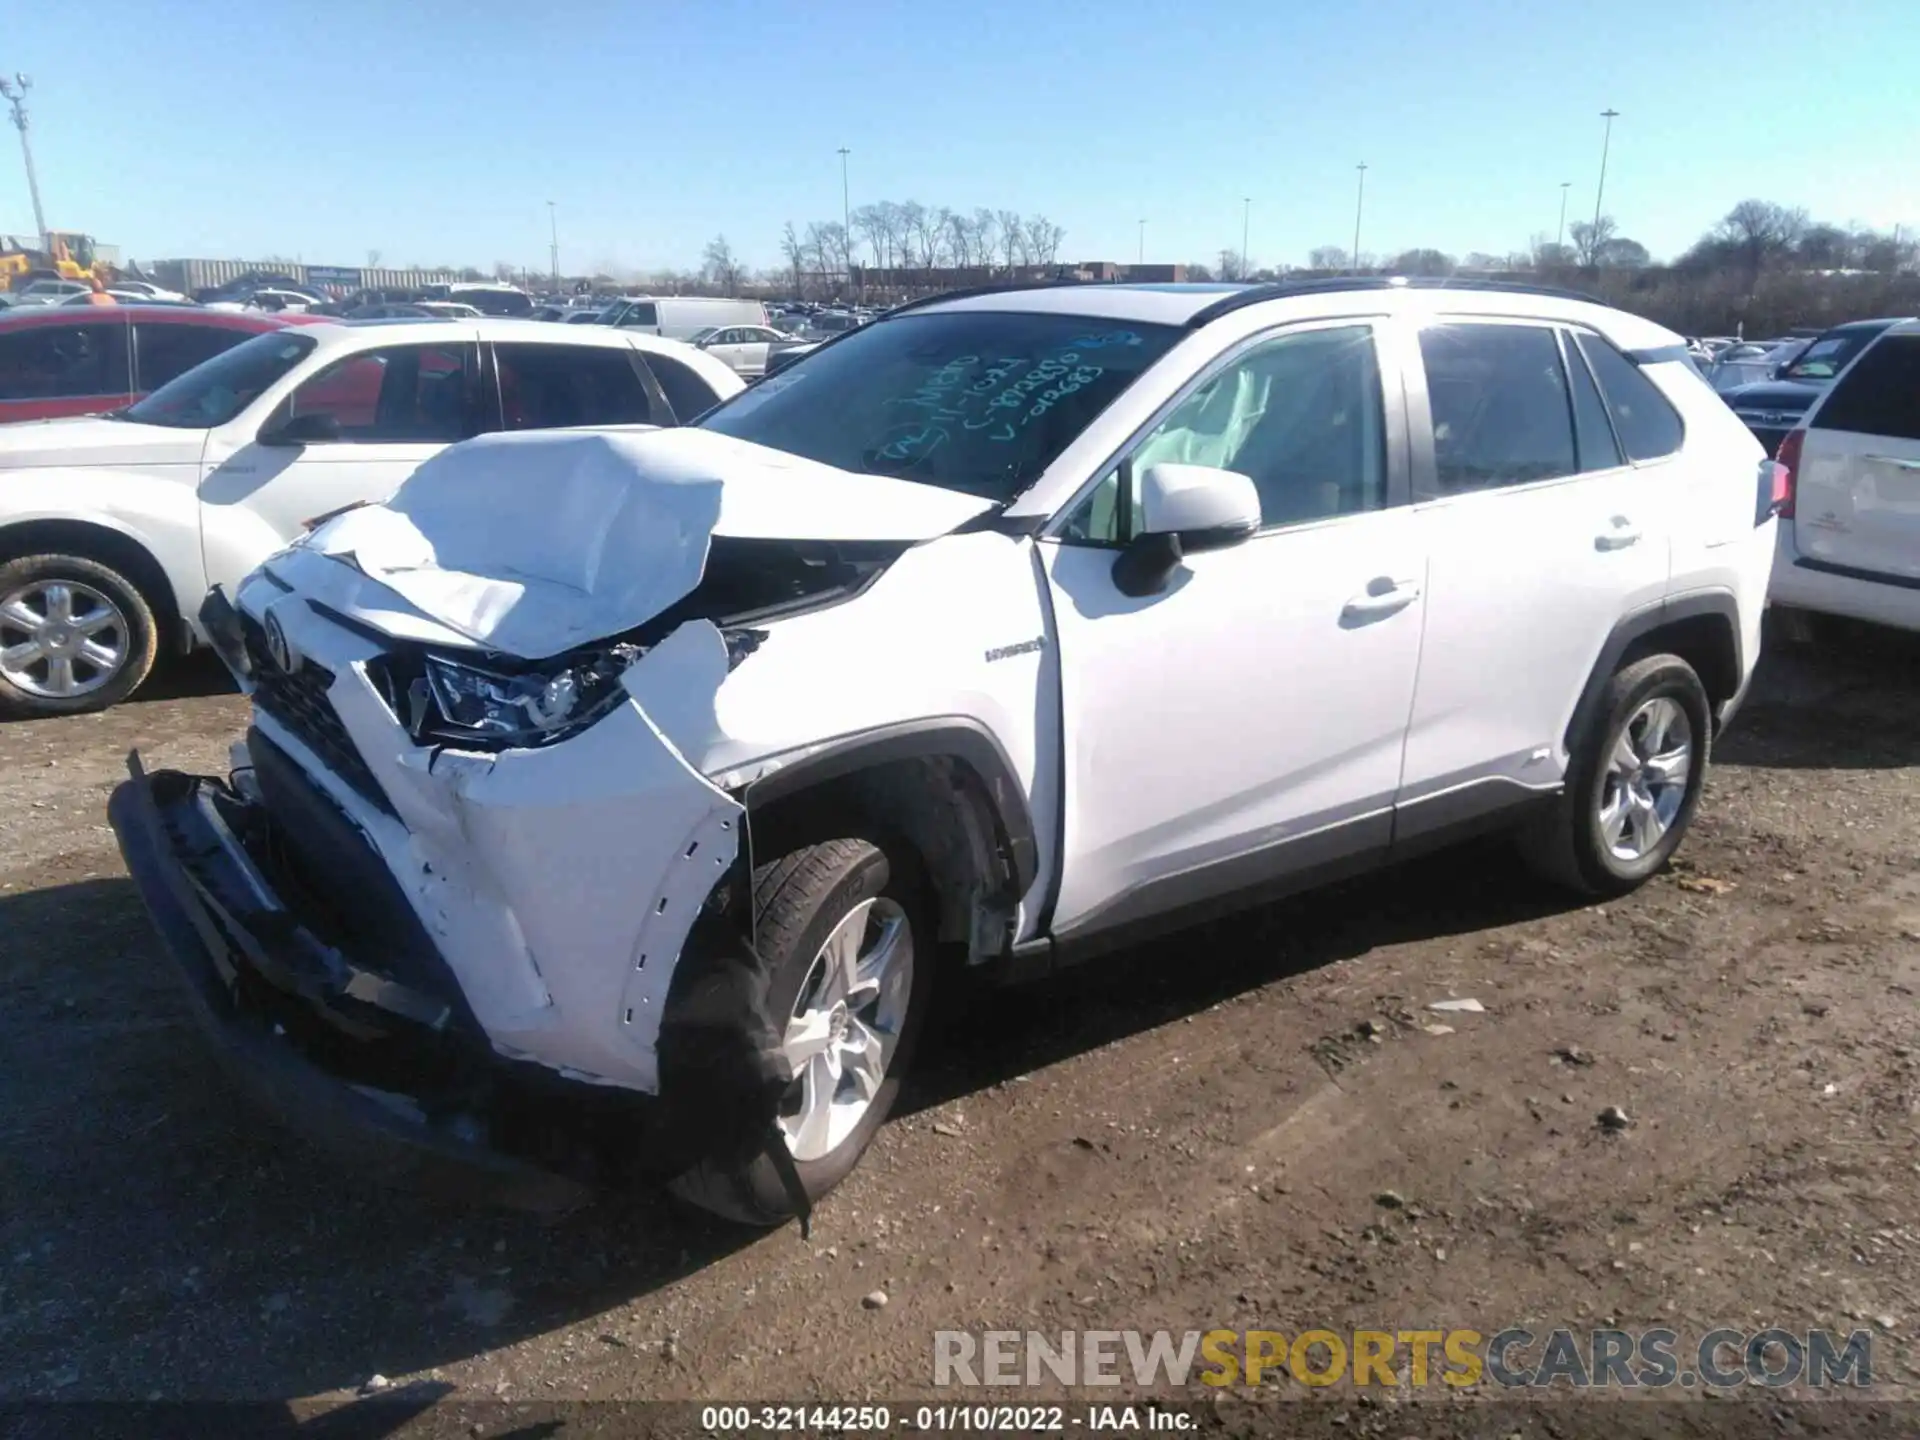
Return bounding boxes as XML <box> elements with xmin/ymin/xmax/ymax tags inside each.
<box><xmin>1342</xmin><ymin>578</ymin><xmax>1421</xmax><ymax>621</ymax></box>
<box><xmin>1595</xmin><ymin>516</ymin><xmax>1642</xmax><ymax>551</ymax></box>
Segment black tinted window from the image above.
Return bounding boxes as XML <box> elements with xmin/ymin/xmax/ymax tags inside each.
<box><xmin>0</xmin><ymin>321</ymin><xmax>129</xmax><ymax>400</ymax></box>
<box><xmin>134</xmin><ymin>323</ymin><xmax>247</xmax><ymax>391</ymax></box>
<box><xmin>453</xmin><ymin>288</ymin><xmax>533</xmax><ymax>317</ymax></box>
<box><xmin>494</xmin><ymin>343</ymin><xmax>656</xmax><ymax>428</ymax></box>
<box><xmin>617</xmin><ymin>302</ymin><xmax>659</xmax><ymax>327</ymax></box>
<box><xmin>700</xmin><ymin>311</ymin><xmax>1179</xmax><ymax>502</ymax></box>
<box><xmin>1565</xmin><ymin>334</ymin><xmax>1624</xmax><ymax>472</ymax></box>
<box><xmin>1813</xmin><ymin>334</ymin><xmax>1920</xmax><ymax>440</ymax></box>
<box><xmin>1419</xmin><ymin>323</ymin><xmax>1575</xmax><ymax>494</ymax></box>
<box><xmin>643</xmin><ymin>352</ymin><xmax>724</xmax><ymax>422</ymax></box>
<box><xmin>1576</xmin><ymin>334</ymin><xmax>1684</xmax><ymax>461</ymax></box>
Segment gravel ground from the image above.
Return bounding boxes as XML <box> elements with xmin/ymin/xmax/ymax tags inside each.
<box><xmin>2</xmin><ymin>627</ymin><xmax>1918</xmax><ymax>1438</ymax></box>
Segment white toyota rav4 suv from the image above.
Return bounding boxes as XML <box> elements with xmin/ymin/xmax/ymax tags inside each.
<box><xmin>111</xmin><ymin>279</ymin><xmax>1779</xmax><ymax>1224</ymax></box>
<box><xmin>0</xmin><ymin>318</ymin><xmax>741</xmax><ymax>716</ymax></box>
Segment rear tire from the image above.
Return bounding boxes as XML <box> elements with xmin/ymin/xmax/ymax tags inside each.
<box><xmin>1522</xmin><ymin>653</ymin><xmax>1712</xmax><ymax>897</ymax></box>
<box><xmin>0</xmin><ymin>553</ymin><xmax>159</xmax><ymax>718</ymax></box>
<box><xmin>669</xmin><ymin>837</ymin><xmax>933</xmax><ymax>1226</ymax></box>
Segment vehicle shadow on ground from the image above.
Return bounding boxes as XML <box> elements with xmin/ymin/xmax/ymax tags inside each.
<box><xmin>905</xmin><ymin>834</ymin><xmax>1571</xmax><ymax>1114</ymax></box>
<box><xmin>131</xmin><ymin>649</ymin><xmax>239</xmax><ymax>703</ymax></box>
<box><xmin>1716</xmin><ymin>621</ymin><xmax>1920</xmax><ymax>773</ymax></box>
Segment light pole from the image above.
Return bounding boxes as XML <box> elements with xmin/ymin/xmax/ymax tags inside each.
<box><xmin>1137</xmin><ymin>218</ymin><xmax>1145</xmax><ymax>265</ymax></box>
<box><xmin>1241</xmin><ymin>197</ymin><xmax>1251</xmax><ymax>278</ymax></box>
<box><xmin>837</xmin><ymin>147</ymin><xmax>852</xmax><ymax>291</ymax></box>
<box><xmin>546</xmin><ymin>200</ymin><xmax>559</xmax><ymax>288</ymax></box>
<box><xmin>0</xmin><ymin>74</ymin><xmax>48</xmax><ymax>248</ymax></box>
<box><xmin>1556</xmin><ymin>181</ymin><xmax>1571</xmax><ymax>256</ymax></box>
<box><xmin>1352</xmin><ymin>163</ymin><xmax>1368</xmax><ymax>273</ymax></box>
<box><xmin>1592</xmin><ymin>108</ymin><xmax>1620</xmax><ymax>238</ymax></box>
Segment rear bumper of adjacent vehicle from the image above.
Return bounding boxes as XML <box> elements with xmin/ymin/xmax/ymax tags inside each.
<box><xmin>108</xmin><ymin>753</ymin><xmax>595</xmax><ymax>1212</ymax></box>
<box><xmin>1770</xmin><ymin>527</ymin><xmax>1920</xmax><ymax>634</ymax></box>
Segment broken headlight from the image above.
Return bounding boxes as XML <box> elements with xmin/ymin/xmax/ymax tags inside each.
<box><xmin>412</xmin><ymin>648</ymin><xmax>642</xmax><ymax>749</ymax></box>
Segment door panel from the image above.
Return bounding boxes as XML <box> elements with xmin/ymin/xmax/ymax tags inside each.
<box><xmin>1041</xmin><ymin>319</ymin><xmax>1422</xmax><ymax>939</ymax></box>
<box><xmin>1398</xmin><ymin>320</ymin><xmax>1670</xmax><ymax>809</ymax></box>
<box><xmin>1043</xmin><ymin>513</ymin><xmax>1426</xmax><ymax>936</ymax></box>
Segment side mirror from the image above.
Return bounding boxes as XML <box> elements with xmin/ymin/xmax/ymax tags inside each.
<box><xmin>258</xmin><ymin>411</ymin><xmax>341</xmax><ymax>447</ymax></box>
<box><xmin>1112</xmin><ymin>463</ymin><xmax>1261</xmax><ymax>598</ymax></box>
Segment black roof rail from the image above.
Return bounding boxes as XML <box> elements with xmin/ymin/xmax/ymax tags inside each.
<box><xmin>1183</xmin><ymin>275</ymin><xmax>1605</xmax><ymax>329</ymax></box>
<box><xmin>879</xmin><ymin>276</ymin><xmax>1114</xmax><ymax>318</ymax></box>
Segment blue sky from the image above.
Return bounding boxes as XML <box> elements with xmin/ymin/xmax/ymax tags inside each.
<box><xmin>4</xmin><ymin>0</ymin><xmax>1914</xmax><ymax>275</ymax></box>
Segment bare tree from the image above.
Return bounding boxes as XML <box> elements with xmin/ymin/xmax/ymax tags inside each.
<box><xmin>1570</xmin><ymin>216</ymin><xmax>1619</xmax><ymax>268</ymax></box>
<box><xmin>702</xmin><ymin>235</ymin><xmax>742</xmax><ymax>295</ymax></box>
<box><xmin>1306</xmin><ymin>245</ymin><xmax>1346</xmax><ymax>271</ymax></box>
<box><xmin>972</xmin><ymin>209</ymin><xmax>999</xmax><ymax>272</ymax></box>
<box><xmin>1714</xmin><ymin>199</ymin><xmax>1809</xmax><ymax>278</ymax></box>
<box><xmin>1217</xmin><ymin>247</ymin><xmax>1247</xmax><ymax>281</ymax></box>
<box><xmin>805</xmin><ymin>221</ymin><xmax>851</xmax><ymax>291</ymax></box>
<box><xmin>1389</xmin><ymin>248</ymin><xmax>1456</xmax><ymax>277</ymax></box>
<box><xmin>780</xmin><ymin>223</ymin><xmax>806</xmax><ymax>298</ymax></box>
<box><xmin>1185</xmin><ymin>261</ymin><xmax>1215</xmax><ymax>281</ymax></box>
<box><xmin>944</xmin><ymin>209</ymin><xmax>976</xmax><ymax>270</ymax></box>
<box><xmin>996</xmin><ymin>209</ymin><xmax>1023</xmax><ymax>271</ymax></box>
<box><xmin>1025</xmin><ymin>215</ymin><xmax>1066</xmax><ymax>266</ymax></box>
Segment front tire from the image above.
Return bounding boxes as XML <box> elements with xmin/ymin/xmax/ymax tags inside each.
<box><xmin>1523</xmin><ymin>653</ymin><xmax>1712</xmax><ymax>897</ymax></box>
<box><xmin>669</xmin><ymin>837</ymin><xmax>933</xmax><ymax>1226</ymax></box>
<box><xmin>0</xmin><ymin>554</ymin><xmax>160</xmax><ymax>718</ymax></box>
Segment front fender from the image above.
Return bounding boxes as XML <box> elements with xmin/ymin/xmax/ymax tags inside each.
<box><xmin>0</xmin><ymin>467</ymin><xmax>208</xmax><ymax>624</ymax></box>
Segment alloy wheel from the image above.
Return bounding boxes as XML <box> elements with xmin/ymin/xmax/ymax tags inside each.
<box><xmin>0</xmin><ymin>581</ymin><xmax>130</xmax><ymax>700</ymax></box>
<box><xmin>1598</xmin><ymin>695</ymin><xmax>1694</xmax><ymax>862</ymax></box>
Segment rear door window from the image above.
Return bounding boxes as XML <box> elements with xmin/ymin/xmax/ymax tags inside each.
<box><xmin>1812</xmin><ymin>334</ymin><xmax>1920</xmax><ymax>441</ymax></box>
<box><xmin>0</xmin><ymin>321</ymin><xmax>131</xmax><ymax>400</ymax></box>
<box><xmin>133</xmin><ymin>322</ymin><xmax>250</xmax><ymax>391</ymax></box>
<box><xmin>1417</xmin><ymin>323</ymin><xmax>1576</xmax><ymax>495</ymax></box>
<box><xmin>642</xmin><ymin>352</ymin><xmax>724</xmax><ymax>423</ymax></box>
<box><xmin>1574</xmin><ymin>334</ymin><xmax>1685</xmax><ymax>461</ymax></box>
<box><xmin>492</xmin><ymin>343</ymin><xmax>659</xmax><ymax>428</ymax></box>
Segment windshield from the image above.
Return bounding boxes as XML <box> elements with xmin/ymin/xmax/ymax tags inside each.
<box><xmin>690</xmin><ymin>326</ymin><xmax>720</xmax><ymax>343</ymax></box>
<box><xmin>698</xmin><ymin>311</ymin><xmax>1179</xmax><ymax>502</ymax></box>
<box><xmin>123</xmin><ymin>330</ymin><xmax>317</xmax><ymax>428</ymax></box>
<box><xmin>1783</xmin><ymin>332</ymin><xmax>1871</xmax><ymax>380</ymax></box>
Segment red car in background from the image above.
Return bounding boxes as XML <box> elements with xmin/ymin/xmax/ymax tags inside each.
<box><xmin>0</xmin><ymin>305</ymin><xmax>326</xmax><ymax>424</ymax></box>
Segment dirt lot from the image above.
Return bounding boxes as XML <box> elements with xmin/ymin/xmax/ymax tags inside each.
<box><xmin>3</xmin><ymin>628</ymin><xmax>1919</xmax><ymax>1436</ymax></box>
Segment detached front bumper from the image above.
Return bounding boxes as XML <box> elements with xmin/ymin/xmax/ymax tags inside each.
<box><xmin>109</xmin><ymin>753</ymin><xmax>594</xmax><ymax>1213</ymax></box>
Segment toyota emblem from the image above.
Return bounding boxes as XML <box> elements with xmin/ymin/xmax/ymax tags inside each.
<box><xmin>263</xmin><ymin>609</ymin><xmax>300</xmax><ymax>673</ymax></box>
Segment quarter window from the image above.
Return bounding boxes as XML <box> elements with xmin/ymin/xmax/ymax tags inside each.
<box><xmin>1565</xmin><ymin>334</ymin><xmax>1624</xmax><ymax>472</ymax></box>
<box><xmin>1574</xmin><ymin>333</ymin><xmax>1684</xmax><ymax>461</ymax></box>
<box><xmin>1419</xmin><ymin>323</ymin><xmax>1576</xmax><ymax>494</ymax></box>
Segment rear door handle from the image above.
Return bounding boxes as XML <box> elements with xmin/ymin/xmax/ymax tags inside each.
<box><xmin>1595</xmin><ymin>516</ymin><xmax>1642</xmax><ymax>551</ymax></box>
<box><xmin>1865</xmin><ymin>453</ymin><xmax>1920</xmax><ymax>471</ymax></box>
<box><xmin>1342</xmin><ymin>578</ymin><xmax>1421</xmax><ymax>621</ymax></box>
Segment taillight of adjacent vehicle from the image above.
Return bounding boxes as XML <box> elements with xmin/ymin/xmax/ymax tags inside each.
<box><xmin>1771</xmin><ymin>428</ymin><xmax>1804</xmax><ymax>519</ymax></box>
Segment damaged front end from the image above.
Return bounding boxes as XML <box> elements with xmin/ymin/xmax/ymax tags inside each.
<box><xmin>112</xmin><ymin>427</ymin><xmax>1003</xmax><ymax>1210</ymax></box>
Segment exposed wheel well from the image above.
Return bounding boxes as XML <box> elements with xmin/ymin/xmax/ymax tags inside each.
<box><xmin>0</xmin><ymin>520</ymin><xmax>185</xmax><ymax>652</ymax></box>
<box><xmin>742</xmin><ymin>754</ymin><xmax>1023</xmax><ymax>963</ymax></box>
<box><xmin>1620</xmin><ymin>611</ymin><xmax>1740</xmax><ymax>710</ymax></box>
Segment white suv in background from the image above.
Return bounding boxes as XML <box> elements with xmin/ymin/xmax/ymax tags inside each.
<box><xmin>1770</xmin><ymin>318</ymin><xmax>1920</xmax><ymax>633</ymax></box>
<box><xmin>0</xmin><ymin>319</ymin><xmax>741</xmax><ymax>715</ymax></box>
<box><xmin>111</xmin><ymin>280</ymin><xmax>1777</xmax><ymax>1226</ymax></box>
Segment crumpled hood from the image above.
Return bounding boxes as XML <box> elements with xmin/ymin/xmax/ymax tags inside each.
<box><xmin>0</xmin><ymin>414</ymin><xmax>206</xmax><ymax>469</ymax></box>
<box><xmin>1723</xmin><ymin>379</ymin><xmax>1824</xmax><ymax>411</ymax></box>
<box><xmin>288</xmin><ymin>426</ymin><xmax>995</xmax><ymax>658</ymax></box>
